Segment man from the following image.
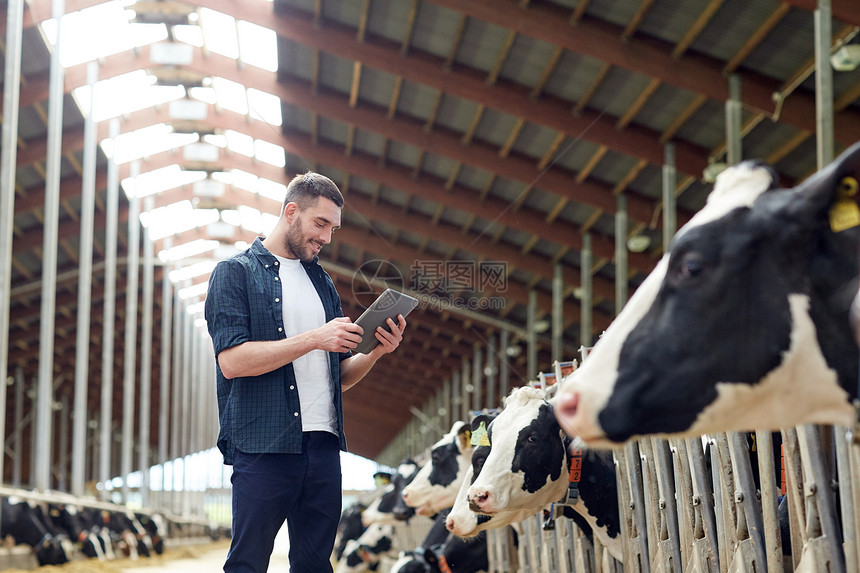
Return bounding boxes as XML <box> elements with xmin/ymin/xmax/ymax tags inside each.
<box><xmin>205</xmin><ymin>172</ymin><xmax>408</xmax><ymax>572</ymax></box>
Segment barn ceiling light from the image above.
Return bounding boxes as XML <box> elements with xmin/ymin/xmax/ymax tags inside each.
<box><xmin>831</xmin><ymin>45</ymin><xmax>860</xmax><ymax>72</ymax></box>
<box><xmin>627</xmin><ymin>235</ymin><xmax>651</xmax><ymax>253</ymax></box>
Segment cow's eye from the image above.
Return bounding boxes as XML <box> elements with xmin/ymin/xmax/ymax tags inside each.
<box><xmin>527</xmin><ymin>434</ymin><xmax>539</xmax><ymax>443</ymax></box>
<box><xmin>674</xmin><ymin>252</ymin><xmax>705</xmax><ymax>282</ymax></box>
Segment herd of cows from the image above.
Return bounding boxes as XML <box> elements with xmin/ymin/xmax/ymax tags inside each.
<box><xmin>333</xmin><ymin>142</ymin><xmax>860</xmax><ymax>572</ymax></box>
<box><xmin>0</xmin><ymin>492</ymin><xmax>225</xmax><ymax>567</ymax></box>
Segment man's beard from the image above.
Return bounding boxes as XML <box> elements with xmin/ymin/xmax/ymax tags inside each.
<box><xmin>284</xmin><ymin>217</ymin><xmax>315</xmax><ymax>261</ymax></box>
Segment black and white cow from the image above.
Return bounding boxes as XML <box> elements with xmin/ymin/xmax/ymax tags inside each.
<box><xmin>0</xmin><ymin>497</ymin><xmax>72</xmax><ymax>566</ymax></box>
<box><xmin>363</xmin><ymin>459</ymin><xmax>421</xmax><ymax>526</ymax></box>
<box><xmin>453</xmin><ymin>386</ymin><xmax>622</xmax><ymax>560</ymax></box>
<box><xmin>401</xmin><ymin>421</ymin><xmax>473</xmax><ymax>517</ymax></box>
<box><xmin>391</xmin><ymin>508</ymin><xmax>489</xmax><ymax>573</ymax></box>
<box><xmin>48</xmin><ymin>503</ymin><xmax>109</xmax><ymax>560</ymax></box>
<box><xmin>335</xmin><ymin>523</ymin><xmax>397</xmax><ymax>573</ymax></box>
<box><xmin>335</xmin><ymin>503</ymin><xmax>367</xmax><ymax>561</ymax></box>
<box><xmin>390</xmin><ymin>534</ymin><xmax>488</xmax><ymax>573</ymax></box>
<box><xmin>556</xmin><ymin>143</ymin><xmax>860</xmax><ymax>446</ymax></box>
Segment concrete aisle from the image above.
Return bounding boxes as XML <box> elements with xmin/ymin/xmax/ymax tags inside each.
<box><xmin>120</xmin><ymin>526</ymin><xmax>291</xmax><ymax>573</ymax></box>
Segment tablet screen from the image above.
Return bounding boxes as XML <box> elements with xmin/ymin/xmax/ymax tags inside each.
<box><xmin>353</xmin><ymin>289</ymin><xmax>418</xmax><ymax>354</ymax></box>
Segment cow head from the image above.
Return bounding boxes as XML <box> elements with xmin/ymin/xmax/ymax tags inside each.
<box><xmin>401</xmin><ymin>421</ymin><xmax>473</xmax><ymax>516</ymax></box>
<box><xmin>363</xmin><ymin>459</ymin><xmax>420</xmax><ymax>526</ymax></box>
<box><xmin>467</xmin><ymin>386</ymin><xmax>569</xmax><ymax>515</ymax></box>
<box><xmin>555</xmin><ymin>142</ymin><xmax>860</xmax><ymax>446</ymax></box>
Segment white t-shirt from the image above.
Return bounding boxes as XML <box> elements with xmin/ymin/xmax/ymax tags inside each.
<box><xmin>276</xmin><ymin>255</ymin><xmax>336</xmax><ymax>434</ymax></box>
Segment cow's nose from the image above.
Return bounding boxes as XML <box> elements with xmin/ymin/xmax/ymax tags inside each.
<box><xmin>556</xmin><ymin>390</ymin><xmax>579</xmax><ymax>417</ymax></box>
<box><xmin>445</xmin><ymin>516</ymin><xmax>456</xmax><ymax>532</ymax></box>
<box><xmin>400</xmin><ymin>491</ymin><xmax>410</xmax><ymax>502</ymax></box>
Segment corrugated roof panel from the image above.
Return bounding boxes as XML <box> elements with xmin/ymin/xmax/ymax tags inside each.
<box><xmin>366</xmin><ymin>0</ymin><xmax>418</xmax><ymax>44</ymax></box>
<box><xmin>740</xmin><ymin>8</ymin><xmax>816</xmax><ymax>82</ymax></box>
<box><xmin>358</xmin><ymin>68</ymin><xmax>399</xmax><ymax>110</ymax></box>
<box><xmin>317</xmin><ymin>116</ymin><xmax>349</xmax><ymax>147</ymax></box>
<box><xmin>587</xmin><ymin>68</ymin><xmax>655</xmax><ymax>119</ymax></box>
<box><xmin>510</xmin><ymin>122</ymin><xmax>564</xmax><ymax>162</ymax></box>
<box><xmin>278</xmin><ymin>38</ymin><xmax>314</xmax><ymax>81</ymax></box>
<box><xmin>638</xmin><ymin>0</ymin><xmax>714</xmax><ymax>45</ymax></box>
<box><xmin>456</xmin><ymin>18</ymin><xmax>511</xmax><ymax>75</ymax></box>
<box><xmin>630</xmin><ymin>84</ymin><xmax>701</xmax><ymax>135</ymax></box>
<box><xmin>352</xmin><ymin>128</ymin><xmax>387</xmax><ymax>159</ymax></box>
<box><xmin>673</xmin><ymin>98</ymin><xmax>727</xmax><ymax>152</ymax></box>
<box><xmin>319</xmin><ymin>0</ymin><xmax>363</xmax><ymax>28</ymax></box>
<box><xmin>499</xmin><ymin>34</ymin><xmax>559</xmax><ymax>88</ymax></box>
<box><xmin>420</xmin><ymin>152</ymin><xmax>459</xmax><ymax>181</ymax></box>
<box><xmin>281</xmin><ymin>106</ymin><xmax>314</xmax><ymax>133</ymax></box>
<box><xmin>473</xmin><ymin>108</ymin><xmax>522</xmax><ymax>148</ymax></box>
<box><xmin>486</xmin><ymin>176</ymin><xmax>528</xmax><ymax>204</ymax></box>
<box><xmin>456</xmin><ymin>164</ymin><xmax>493</xmax><ymax>191</ymax></box>
<box><xmin>318</xmin><ymin>52</ymin><xmax>355</xmax><ymax>94</ymax></box>
<box><xmin>413</xmin><ymin>3</ymin><xmax>463</xmax><ymax>59</ymax></box>
<box><xmin>691</xmin><ymin>0</ymin><xmax>785</xmax><ymax>62</ymax></box>
<box><xmin>396</xmin><ymin>81</ymin><xmax>443</xmax><ymax>121</ymax></box>
<box><xmin>435</xmin><ymin>96</ymin><xmax>482</xmax><ymax>135</ymax></box>
<box><xmin>542</xmin><ymin>51</ymin><xmax>606</xmax><ymax>104</ymax></box>
<box><xmin>386</xmin><ymin>139</ymin><xmax>423</xmax><ymax>169</ymax></box>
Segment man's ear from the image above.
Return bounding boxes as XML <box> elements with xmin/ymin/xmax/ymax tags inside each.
<box><xmin>283</xmin><ymin>201</ymin><xmax>299</xmax><ymax>221</ymax></box>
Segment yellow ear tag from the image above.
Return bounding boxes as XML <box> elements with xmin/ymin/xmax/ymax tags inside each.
<box><xmin>470</xmin><ymin>421</ymin><xmax>490</xmax><ymax>447</ymax></box>
<box><xmin>830</xmin><ymin>176</ymin><xmax>860</xmax><ymax>232</ymax></box>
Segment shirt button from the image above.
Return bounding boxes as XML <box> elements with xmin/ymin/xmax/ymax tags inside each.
<box><xmin>294</xmin><ymin>412</ymin><xmax>299</xmax><ymax>417</ymax></box>
<box><xmin>275</xmin><ymin>298</ymin><xmax>280</xmax><ymax>302</ymax></box>
<box><xmin>290</xmin><ymin>385</ymin><xmax>295</xmax><ymax>390</ymax></box>
<box><xmin>274</xmin><ymin>261</ymin><xmax>279</xmax><ymax>265</ymax></box>
<box><xmin>278</xmin><ymin>327</ymin><xmax>283</xmax><ymax>332</ymax></box>
<box><xmin>275</xmin><ymin>277</ymin><xmax>279</xmax><ymax>281</ymax></box>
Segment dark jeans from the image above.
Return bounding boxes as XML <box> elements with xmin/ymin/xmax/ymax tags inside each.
<box><xmin>225</xmin><ymin>432</ymin><xmax>342</xmax><ymax>573</ymax></box>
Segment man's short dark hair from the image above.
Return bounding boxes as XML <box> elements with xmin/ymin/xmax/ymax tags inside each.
<box><xmin>283</xmin><ymin>172</ymin><xmax>344</xmax><ymax>211</ymax></box>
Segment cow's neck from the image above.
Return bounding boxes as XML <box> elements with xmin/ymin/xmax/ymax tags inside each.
<box><xmin>807</xmin><ymin>226</ymin><xmax>860</xmax><ymax>401</ymax></box>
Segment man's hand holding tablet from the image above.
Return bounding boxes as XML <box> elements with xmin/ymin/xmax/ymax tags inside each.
<box><xmin>353</xmin><ymin>289</ymin><xmax>419</xmax><ymax>354</ymax></box>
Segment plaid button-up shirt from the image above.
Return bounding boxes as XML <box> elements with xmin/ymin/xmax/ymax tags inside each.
<box><xmin>205</xmin><ymin>237</ymin><xmax>350</xmax><ymax>464</ymax></box>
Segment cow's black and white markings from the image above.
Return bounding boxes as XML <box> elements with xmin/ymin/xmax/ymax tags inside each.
<box><xmin>556</xmin><ymin>143</ymin><xmax>860</xmax><ymax>446</ymax></box>
<box><xmin>0</xmin><ymin>497</ymin><xmax>72</xmax><ymax>566</ymax></box>
<box><xmin>335</xmin><ymin>523</ymin><xmax>396</xmax><ymax>573</ymax></box>
<box><xmin>401</xmin><ymin>421</ymin><xmax>473</xmax><ymax>516</ymax></box>
<box><xmin>364</xmin><ymin>459</ymin><xmax>420</xmax><ymax>526</ymax></box>
<box><xmin>454</xmin><ymin>386</ymin><xmax>621</xmax><ymax>560</ymax></box>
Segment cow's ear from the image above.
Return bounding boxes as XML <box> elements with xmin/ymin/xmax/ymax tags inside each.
<box><xmin>457</xmin><ymin>422</ymin><xmax>472</xmax><ymax>451</ymax></box>
<box><xmin>470</xmin><ymin>414</ymin><xmax>491</xmax><ymax>432</ymax></box>
<box><xmin>784</xmin><ymin>141</ymin><xmax>860</xmax><ymax>230</ymax></box>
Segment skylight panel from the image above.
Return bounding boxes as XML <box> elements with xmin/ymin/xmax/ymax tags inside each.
<box><xmin>140</xmin><ymin>201</ymin><xmax>220</xmax><ymax>240</ymax></box>
<box><xmin>41</xmin><ymin>1</ymin><xmax>168</xmax><ymax>67</ymax></box>
<box><xmin>173</xmin><ymin>24</ymin><xmax>204</xmax><ymax>47</ymax></box>
<box><xmin>178</xmin><ymin>282</ymin><xmax>210</xmax><ymax>300</ymax></box>
<box><xmin>255</xmin><ymin>139</ymin><xmax>286</xmax><ymax>168</ymax></box>
<box><xmin>159</xmin><ymin>239</ymin><xmax>220</xmax><ymax>263</ymax></box>
<box><xmin>237</xmin><ymin>20</ymin><xmax>278</xmax><ymax>72</ymax></box>
<box><xmin>199</xmin><ymin>8</ymin><xmax>239</xmax><ymax>60</ymax></box>
<box><xmin>170</xmin><ymin>260</ymin><xmax>217</xmax><ymax>283</ymax></box>
<box><xmin>101</xmin><ymin>124</ymin><xmax>199</xmax><ymax>164</ymax></box>
<box><xmin>73</xmin><ymin>71</ymin><xmax>185</xmax><ymax>123</ymax></box>
<box><xmin>122</xmin><ymin>165</ymin><xmax>208</xmax><ymax>198</ymax></box>
<box><xmin>212</xmin><ymin>77</ymin><xmax>249</xmax><ymax>116</ymax></box>
<box><xmin>225</xmin><ymin>130</ymin><xmax>255</xmax><ymax>158</ymax></box>
<box><xmin>248</xmin><ymin>88</ymin><xmax>283</xmax><ymax>126</ymax></box>
<box><xmin>258</xmin><ymin>179</ymin><xmax>287</xmax><ymax>203</ymax></box>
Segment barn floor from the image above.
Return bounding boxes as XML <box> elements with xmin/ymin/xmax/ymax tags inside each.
<box><xmin>2</xmin><ymin>525</ymin><xmax>292</xmax><ymax>572</ymax></box>
<box><xmin>121</xmin><ymin>526</ymin><xmax>292</xmax><ymax>573</ymax></box>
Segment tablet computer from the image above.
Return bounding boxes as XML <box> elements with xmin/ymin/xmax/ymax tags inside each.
<box><xmin>353</xmin><ymin>288</ymin><xmax>419</xmax><ymax>354</ymax></box>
